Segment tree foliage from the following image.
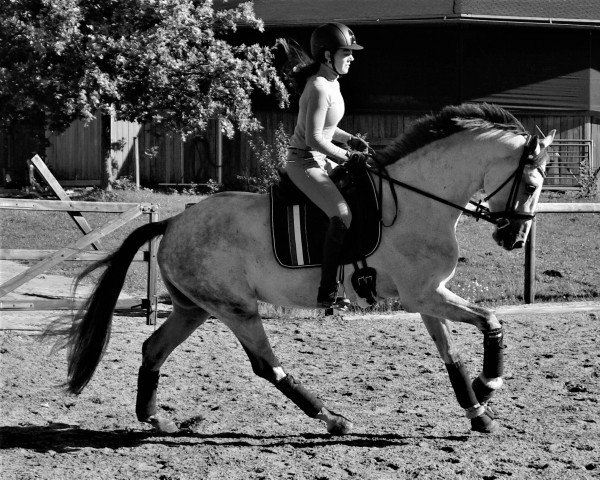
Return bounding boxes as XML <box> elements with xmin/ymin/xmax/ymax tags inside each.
<box><xmin>0</xmin><ymin>0</ymin><xmax>288</xmax><ymax>137</ymax></box>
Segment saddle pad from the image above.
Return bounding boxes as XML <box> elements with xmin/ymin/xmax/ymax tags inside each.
<box><xmin>270</xmin><ymin>167</ymin><xmax>381</xmax><ymax>268</ymax></box>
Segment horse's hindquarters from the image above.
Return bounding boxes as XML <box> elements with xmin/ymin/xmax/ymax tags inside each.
<box><xmin>158</xmin><ymin>193</ymin><xmax>321</xmax><ymax>311</ymax></box>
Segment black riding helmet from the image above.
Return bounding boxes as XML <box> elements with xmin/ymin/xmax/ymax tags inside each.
<box><xmin>310</xmin><ymin>22</ymin><xmax>363</xmax><ymax>66</ymax></box>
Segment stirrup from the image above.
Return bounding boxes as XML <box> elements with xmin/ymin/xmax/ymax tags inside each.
<box><xmin>317</xmin><ymin>286</ymin><xmax>350</xmax><ymax>311</ymax></box>
<box><xmin>323</xmin><ymin>296</ymin><xmax>351</xmax><ymax>311</ymax></box>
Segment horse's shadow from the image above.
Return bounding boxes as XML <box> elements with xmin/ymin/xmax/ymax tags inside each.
<box><xmin>0</xmin><ymin>423</ymin><xmax>469</xmax><ymax>453</ymax></box>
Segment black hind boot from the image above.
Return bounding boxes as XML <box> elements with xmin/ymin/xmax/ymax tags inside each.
<box><xmin>317</xmin><ymin>216</ymin><xmax>350</xmax><ymax>310</ymax></box>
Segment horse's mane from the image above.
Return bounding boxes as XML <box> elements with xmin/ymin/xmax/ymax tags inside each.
<box><xmin>378</xmin><ymin>103</ymin><xmax>528</xmax><ymax>166</ymax></box>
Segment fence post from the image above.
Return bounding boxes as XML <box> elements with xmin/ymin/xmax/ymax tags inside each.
<box><xmin>524</xmin><ymin>217</ymin><xmax>537</xmax><ymax>304</ymax></box>
<box><xmin>133</xmin><ymin>137</ymin><xmax>140</xmax><ymax>191</ymax></box>
<box><xmin>146</xmin><ymin>206</ymin><xmax>159</xmax><ymax>325</ymax></box>
<box><xmin>216</xmin><ymin>118</ymin><xmax>223</xmax><ymax>184</ymax></box>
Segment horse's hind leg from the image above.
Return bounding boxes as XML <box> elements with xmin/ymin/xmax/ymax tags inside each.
<box><xmin>220</xmin><ymin>311</ymin><xmax>353</xmax><ymax>435</ymax></box>
<box><xmin>137</xmin><ymin>303</ymin><xmax>210</xmax><ymax>433</ymax></box>
<box><xmin>421</xmin><ymin>314</ymin><xmax>498</xmax><ymax>433</ymax></box>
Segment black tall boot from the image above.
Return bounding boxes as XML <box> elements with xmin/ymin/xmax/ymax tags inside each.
<box><xmin>317</xmin><ymin>216</ymin><xmax>350</xmax><ymax>310</ymax></box>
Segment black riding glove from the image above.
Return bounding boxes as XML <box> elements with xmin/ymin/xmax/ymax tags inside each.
<box><xmin>345</xmin><ymin>151</ymin><xmax>370</xmax><ymax>169</ymax></box>
<box><xmin>347</xmin><ymin>135</ymin><xmax>369</xmax><ymax>153</ymax></box>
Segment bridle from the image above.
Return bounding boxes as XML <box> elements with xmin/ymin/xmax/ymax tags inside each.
<box><xmin>365</xmin><ymin>134</ymin><xmax>545</xmax><ymax>227</ymax></box>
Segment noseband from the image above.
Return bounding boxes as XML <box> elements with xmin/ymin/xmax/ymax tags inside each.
<box><xmin>475</xmin><ymin>134</ymin><xmax>545</xmax><ymax>225</ymax></box>
<box><xmin>366</xmin><ymin>134</ymin><xmax>543</xmax><ymax>227</ymax></box>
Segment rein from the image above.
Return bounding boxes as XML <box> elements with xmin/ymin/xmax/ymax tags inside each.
<box><xmin>364</xmin><ymin>135</ymin><xmax>540</xmax><ymax>227</ymax></box>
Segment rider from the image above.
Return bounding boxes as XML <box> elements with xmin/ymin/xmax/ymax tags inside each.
<box><xmin>284</xmin><ymin>23</ymin><xmax>369</xmax><ymax>310</ymax></box>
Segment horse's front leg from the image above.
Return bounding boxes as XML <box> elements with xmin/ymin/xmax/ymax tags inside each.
<box><xmin>421</xmin><ymin>314</ymin><xmax>498</xmax><ymax>433</ymax></box>
<box><xmin>421</xmin><ymin>287</ymin><xmax>505</xmax><ymax>403</ymax></box>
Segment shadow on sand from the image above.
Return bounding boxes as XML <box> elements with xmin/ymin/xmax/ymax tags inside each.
<box><xmin>1</xmin><ymin>422</ymin><xmax>469</xmax><ymax>453</ymax></box>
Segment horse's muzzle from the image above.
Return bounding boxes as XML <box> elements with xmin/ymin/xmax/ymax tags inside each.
<box><xmin>492</xmin><ymin>219</ymin><xmax>529</xmax><ymax>251</ymax></box>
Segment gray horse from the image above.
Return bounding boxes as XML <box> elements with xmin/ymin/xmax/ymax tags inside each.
<box><xmin>59</xmin><ymin>103</ymin><xmax>554</xmax><ymax>436</ymax></box>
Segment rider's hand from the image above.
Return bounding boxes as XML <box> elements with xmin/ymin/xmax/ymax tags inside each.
<box><xmin>347</xmin><ymin>135</ymin><xmax>369</xmax><ymax>152</ymax></box>
<box><xmin>346</xmin><ymin>150</ymin><xmax>370</xmax><ymax>169</ymax></box>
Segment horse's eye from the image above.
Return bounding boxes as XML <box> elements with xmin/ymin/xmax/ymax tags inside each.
<box><xmin>524</xmin><ymin>184</ymin><xmax>537</xmax><ymax>195</ymax></box>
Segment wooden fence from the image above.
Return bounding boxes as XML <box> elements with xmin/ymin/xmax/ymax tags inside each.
<box><xmin>2</xmin><ymin>111</ymin><xmax>598</xmax><ymax>188</ymax></box>
<box><xmin>0</xmin><ymin>199</ymin><xmax>160</xmax><ymax>325</ymax></box>
<box><xmin>524</xmin><ymin>203</ymin><xmax>600</xmax><ymax>304</ymax></box>
<box><xmin>0</xmin><ymin>155</ymin><xmax>160</xmax><ymax>324</ymax></box>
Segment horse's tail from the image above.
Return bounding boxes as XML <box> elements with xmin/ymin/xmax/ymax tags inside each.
<box><xmin>65</xmin><ymin>220</ymin><xmax>169</xmax><ymax>394</ymax></box>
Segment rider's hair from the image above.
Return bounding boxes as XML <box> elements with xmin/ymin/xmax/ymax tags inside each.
<box><xmin>279</xmin><ymin>38</ymin><xmax>320</xmax><ymax>94</ymax></box>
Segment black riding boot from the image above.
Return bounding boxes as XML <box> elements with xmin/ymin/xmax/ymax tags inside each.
<box><xmin>317</xmin><ymin>216</ymin><xmax>350</xmax><ymax>310</ymax></box>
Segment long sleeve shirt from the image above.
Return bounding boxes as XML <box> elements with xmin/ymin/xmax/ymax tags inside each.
<box><xmin>288</xmin><ymin>75</ymin><xmax>351</xmax><ymax>163</ymax></box>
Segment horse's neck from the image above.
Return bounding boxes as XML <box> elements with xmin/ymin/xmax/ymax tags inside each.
<box><xmin>385</xmin><ymin>135</ymin><xmax>491</xmax><ymax>221</ymax></box>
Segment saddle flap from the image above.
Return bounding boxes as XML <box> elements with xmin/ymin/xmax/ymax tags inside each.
<box><xmin>270</xmin><ymin>166</ymin><xmax>382</xmax><ymax>268</ymax></box>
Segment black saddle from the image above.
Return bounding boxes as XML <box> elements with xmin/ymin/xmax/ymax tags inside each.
<box><xmin>270</xmin><ymin>165</ymin><xmax>381</xmax><ymax>268</ymax></box>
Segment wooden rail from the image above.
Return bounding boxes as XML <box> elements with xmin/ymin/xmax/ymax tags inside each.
<box><xmin>29</xmin><ymin>155</ymin><xmax>102</xmax><ymax>250</ymax></box>
<box><xmin>0</xmin><ymin>199</ymin><xmax>160</xmax><ymax>325</ymax></box>
<box><xmin>524</xmin><ymin>202</ymin><xmax>600</xmax><ymax>303</ymax></box>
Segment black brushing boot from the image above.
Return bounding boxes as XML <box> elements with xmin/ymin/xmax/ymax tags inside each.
<box><xmin>317</xmin><ymin>216</ymin><xmax>350</xmax><ymax>310</ymax></box>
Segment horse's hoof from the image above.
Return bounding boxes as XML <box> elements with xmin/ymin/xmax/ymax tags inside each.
<box><xmin>483</xmin><ymin>403</ymin><xmax>497</xmax><ymax>420</ymax></box>
<box><xmin>147</xmin><ymin>415</ymin><xmax>179</xmax><ymax>434</ymax></box>
<box><xmin>470</xmin><ymin>413</ymin><xmax>499</xmax><ymax>434</ymax></box>
<box><xmin>326</xmin><ymin>412</ymin><xmax>353</xmax><ymax>436</ymax></box>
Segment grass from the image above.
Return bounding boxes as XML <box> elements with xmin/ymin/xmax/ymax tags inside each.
<box><xmin>0</xmin><ymin>188</ymin><xmax>598</xmax><ymax>309</ymax></box>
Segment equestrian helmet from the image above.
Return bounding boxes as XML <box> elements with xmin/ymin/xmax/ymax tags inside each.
<box><xmin>310</xmin><ymin>23</ymin><xmax>363</xmax><ymax>62</ymax></box>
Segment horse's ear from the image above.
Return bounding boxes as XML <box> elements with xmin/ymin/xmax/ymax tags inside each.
<box><xmin>540</xmin><ymin>129</ymin><xmax>556</xmax><ymax>149</ymax></box>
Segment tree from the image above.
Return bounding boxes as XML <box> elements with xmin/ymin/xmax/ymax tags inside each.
<box><xmin>0</xmin><ymin>0</ymin><xmax>288</xmax><ymax>184</ymax></box>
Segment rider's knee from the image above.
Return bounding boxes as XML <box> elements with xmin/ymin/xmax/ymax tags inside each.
<box><xmin>338</xmin><ymin>211</ymin><xmax>352</xmax><ymax>229</ymax></box>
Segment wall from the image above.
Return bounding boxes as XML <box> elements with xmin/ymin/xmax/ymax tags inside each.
<box><xmin>45</xmin><ymin>116</ymin><xmax>103</xmax><ymax>185</ymax></box>
<box><xmin>2</xmin><ymin>110</ymin><xmax>597</xmax><ymax>188</ymax></box>
<box><xmin>231</xmin><ymin>110</ymin><xmax>596</xmax><ymax>189</ymax></box>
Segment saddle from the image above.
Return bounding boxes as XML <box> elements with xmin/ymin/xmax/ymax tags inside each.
<box><xmin>270</xmin><ymin>164</ymin><xmax>381</xmax><ymax>269</ymax></box>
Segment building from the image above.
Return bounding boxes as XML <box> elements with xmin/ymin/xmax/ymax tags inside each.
<box><xmin>2</xmin><ymin>0</ymin><xmax>599</xmax><ymax>189</ymax></box>
<box><xmin>233</xmin><ymin>0</ymin><xmax>600</xmax><ymax>190</ymax></box>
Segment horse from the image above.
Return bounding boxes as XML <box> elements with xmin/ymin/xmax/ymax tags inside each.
<box><xmin>58</xmin><ymin>103</ymin><xmax>555</xmax><ymax>436</ymax></box>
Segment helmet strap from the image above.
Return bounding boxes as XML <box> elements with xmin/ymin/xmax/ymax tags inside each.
<box><xmin>324</xmin><ymin>51</ymin><xmax>343</xmax><ymax>76</ymax></box>
<box><xmin>328</xmin><ymin>61</ymin><xmax>342</xmax><ymax>76</ymax></box>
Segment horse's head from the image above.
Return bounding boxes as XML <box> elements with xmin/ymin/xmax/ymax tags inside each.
<box><xmin>484</xmin><ymin>130</ymin><xmax>555</xmax><ymax>250</ymax></box>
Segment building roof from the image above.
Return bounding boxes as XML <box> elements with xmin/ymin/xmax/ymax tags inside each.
<box><xmin>219</xmin><ymin>0</ymin><xmax>600</xmax><ymax>28</ymax></box>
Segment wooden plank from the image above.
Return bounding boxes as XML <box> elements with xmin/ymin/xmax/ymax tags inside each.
<box><xmin>0</xmin><ymin>206</ymin><xmax>142</xmax><ymax>297</ymax></box>
<box><xmin>57</xmin><ymin>180</ymin><xmax>102</xmax><ymax>187</ymax></box>
<box><xmin>146</xmin><ymin>210</ymin><xmax>160</xmax><ymax>325</ymax></box>
<box><xmin>537</xmin><ymin>203</ymin><xmax>600</xmax><ymax>213</ymax></box>
<box><xmin>0</xmin><ymin>199</ymin><xmax>143</xmax><ymax>212</ymax></box>
<box><xmin>346</xmin><ymin>301</ymin><xmax>600</xmax><ymax>323</ymax></box>
<box><xmin>45</xmin><ymin>117</ymin><xmax>103</xmax><ymax>182</ymax></box>
<box><xmin>0</xmin><ymin>298</ymin><xmax>143</xmax><ymax>311</ymax></box>
<box><xmin>29</xmin><ymin>155</ymin><xmax>102</xmax><ymax>250</ymax></box>
<box><xmin>497</xmin><ymin>301</ymin><xmax>600</xmax><ymax>316</ymax></box>
<box><xmin>0</xmin><ymin>249</ymin><xmax>146</xmax><ymax>262</ymax></box>
<box><xmin>111</xmin><ymin>117</ymin><xmax>142</xmax><ymax>176</ymax></box>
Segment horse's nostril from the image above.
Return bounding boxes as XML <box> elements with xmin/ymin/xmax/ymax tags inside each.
<box><xmin>512</xmin><ymin>240</ymin><xmax>524</xmax><ymax>249</ymax></box>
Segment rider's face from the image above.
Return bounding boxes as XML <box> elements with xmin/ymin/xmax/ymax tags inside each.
<box><xmin>331</xmin><ymin>48</ymin><xmax>354</xmax><ymax>74</ymax></box>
